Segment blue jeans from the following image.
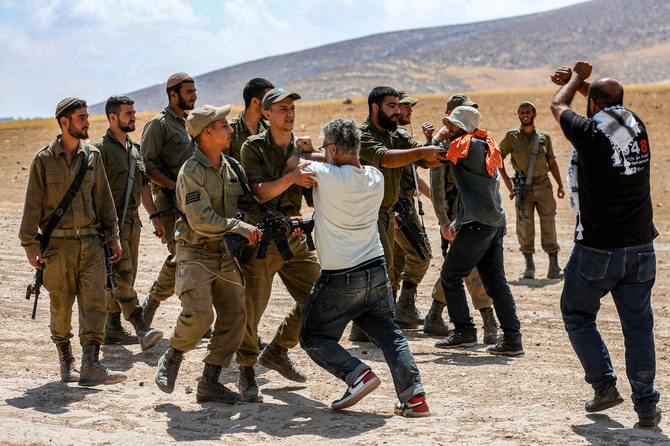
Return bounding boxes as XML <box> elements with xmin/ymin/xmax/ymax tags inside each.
<box><xmin>440</xmin><ymin>222</ymin><xmax>521</xmax><ymax>340</ymax></box>
<box><xmin>299</xmin><ymin>264</ymin><xmax>424</xmax><ymax>402</ymax></box>
<box><xmin>561</xmin><ymin>242</ymin><xmax>659</xmax><ymax>417</ymax></box>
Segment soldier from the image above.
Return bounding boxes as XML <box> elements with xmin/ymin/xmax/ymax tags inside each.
<box><xmin>141</xmin><ymin>73</ymin><xmax>196</xmax><ymax>325</ymax></box>
<box><xmin>390</xmin><ymin>90</ymin><xmax>432</xmax><ymax>328</ymax></box>
<box><xmin>93</xmin><ymin>95</ymin><xmax>164</xmax><ymax>350</ymax></box>
<box><xmin>499</xmin><ymin>101</ymin><xmax>565</xmax><ymax>279</ymax></box>
<box><xmin>349</xmin><ymin>86</ymin><xmax>447</xmax><ymax>342</ymax></box>
<box><xmin>154</xmin><ymin>104</ymin><xmax>262</xmax><ymax>403</ymax></box>
<box><xmin>19</xmin><ymin>97</ymin><xmax>126</xmax><ymax>386</ymax></box>
<box><xmin>229</xmin><ymin>78</ymin><xmax>274</xmax><ymax>161</ymax></box>
<box><xmin>235</xmin><ymin>88</ymin><xmax>321</xmax><ymax>402</ymax></box>
<box><xmin>423</xmin><ymin>94</ymin><xmax>501</xmax><ymax>345</ymax></box>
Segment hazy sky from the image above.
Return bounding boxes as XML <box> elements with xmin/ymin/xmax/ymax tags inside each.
<box><xmin>0</xmin><ymin>0</ymin><xmax>590</xmax><ymax>118</ymax></box>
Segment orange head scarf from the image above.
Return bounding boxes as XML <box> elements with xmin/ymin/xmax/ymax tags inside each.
<box><xmin>445</xmin><ymin>129</ymin><xmax>502</xmax><ymax>176</ymax></box>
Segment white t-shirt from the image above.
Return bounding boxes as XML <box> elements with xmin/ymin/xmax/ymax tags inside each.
<box><xmin>303</xmin><ymin>161</ymin><xmax>385</xmax><ymax>270</ymax></box>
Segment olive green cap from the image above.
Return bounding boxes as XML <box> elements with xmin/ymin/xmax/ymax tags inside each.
<box><xmin>262</xmin><ymin>88</ymin><xmax>301</xmax><ymax>110</ymax></box>
<box><xmin>186</xmin><ymin>104</ymin><xmax>232</xmax><ymax>138</ymax></box>
<box><xmin>397</xmin><ymin>89</ymin><xmax>418</xmax><ymax>105</ymax></box>
<box><xmin>446</xmin><ymin>94</ymin><xmax>478</xmax><ymax>113</ymax></box>
<box><xmin>55</xmin><ymin>97</ymin><xmax>83</xmax><ymax>118</ymax></box>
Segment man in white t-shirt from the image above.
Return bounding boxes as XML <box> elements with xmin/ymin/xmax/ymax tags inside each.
<box><xmin>298</xmin><ymin>118</ymin><xmax>430</xmax><ymax>417</ymax></box>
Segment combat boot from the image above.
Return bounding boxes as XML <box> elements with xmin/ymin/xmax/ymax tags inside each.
<box><xmin>393</xmin><ymin>281</ymin><xmax>423</xmax><ymax>329</ymax></box>
<box><xmin>237</xmin><ymin>365</ymin><xmax>263</xmax><ymax>402</ymax></box>
<box><xmin>56</xmin><ymin>341</ymin><xmax>79</xmax><ymax>382</ymax></box>
<box><xmin>258</xmin><ymin>340</ymin><xmax>307</xmax><ymax>383</ymax></box>
<box><xmin>78</xmin><ymin>343</ymin><xmax>127</xmax><ymax>387</ymax></box>
<box><xmin>196</xmin><ymin>363</ymin><xmax>242</xmax><ymax>404</ymax></box>
<box><xmin>141</xmin><ymin>294</ymin><xmax>160</xmax><ymax>327</ymax></box>
<box><xmin>129</xmin><ymin>309</ymin><xmax>163</xmax><ymax>351</ymax></box>
<box><xmin>523</xmin><ymin>253</ymin><xmax>535</xmax><ymax>279</ymax></box>
<box><xmin>155</xmin><ymin>346</ymin><xmax>184</xmax><ymax>394</ymax></box>
<box><xmin>103</xmin><ymin>312</ymin><xmax>139</xmax><ymax>345</ymax></box>
<box><xmin>547</xmin><ymin>253</ymin><xmax>564</xmax><ymax>280</ymax></box>
<box><xmin>257</xmin><ymin>335</ymin><xmax>270</xmax><ymax>352</ymax></box>
<box><xmin>480</xmin><ymin>306</ymin><xmax>502</xmax><ymax>345</ymax></box>
<box><xmin>423</xmin><ymin>300</ymin><xmax>453</xmax><ymax>337</ymax></box>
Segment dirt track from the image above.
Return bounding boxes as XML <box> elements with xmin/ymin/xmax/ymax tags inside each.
<box><xmin>1</xmin><ymin>87</ymin><xmax>670</xmax><ymax>445</ymax></box>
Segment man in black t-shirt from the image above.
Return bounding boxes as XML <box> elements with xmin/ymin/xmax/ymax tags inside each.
<box><xmin>550</xmin><ymin>61</ymin><xmax>660</xmax><ymax>428</ymax></box>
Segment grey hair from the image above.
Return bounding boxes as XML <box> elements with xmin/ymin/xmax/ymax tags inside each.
<box><xmin>320</xmin><ymin>118</ymin><xmax>361</xmax><ymax>156</ymax></box>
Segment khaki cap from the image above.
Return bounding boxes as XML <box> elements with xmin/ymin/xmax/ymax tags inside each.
<box><xmin>442</xmin><ymin>106</ymin><xmax>480</xmax><ymax>133</ymax></box>
<box><xmin>262</xmin><ymin>88</ymin><xmax>301</xmax><ymax>110</ymax></box>
<box><xmin>55</xmin><ymin>97</ymin><xmax>83</xmax><ymax>118</ymax></box>
<box><xmin>397</xmin><ymin>89</ymin><xmax>418</xmax><ymax>105</ymax></box>
<box><xmin>446</xmin><ymin>94</ymin><xmax>478</xmax><ymax>113</ymax></box>
<box><xmin>186</xmin><ymin>104</ymin><xmax>232</xmax><ymax>138</ymax></box>
<box><xmin>166</xmin><ymin>72</ymin><xmax>193</xmax><ymax>89</ymax></box>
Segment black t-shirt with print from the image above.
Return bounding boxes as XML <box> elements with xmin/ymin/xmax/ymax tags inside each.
<box><xmin>560</xmin><ymin>109</ymin><xmax>657</xmax><ymax>249</ymax></box>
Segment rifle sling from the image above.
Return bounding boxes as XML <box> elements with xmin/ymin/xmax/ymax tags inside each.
<box><xmin>118</xmin><ymin>151</ymin><xmax>137</xmax><ymax>236</ymax></box>
<box><xmin>40</xmin><ymin>144</ymin><xmax>90</xmax><ymax>251</ymax></box>
<box><xmin>524</xmin><ymin>134</ymin><xmax>541</xmax><ymax>186</ymax></box>
<box><xmin>223</xmin><ymin>155</ymin><xmax>267</xmax><ymax>214</ymax></box>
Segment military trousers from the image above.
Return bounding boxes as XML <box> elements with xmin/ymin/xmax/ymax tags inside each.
<box><xmin>234</xmin><ymin>235</ymin><xmax>320</xmax><ymax>367</ymax></box>
<box><xmin>391</xmin><ymin>201</ymin><xmax>431</xmax><ymax>290</ymax></box>
<box><xmin>169</xmin><ymin>242</ymin><xmax>246</xmax><ymax>367</ymax></box>
<box><xmin>42</xmin><ymin>233</ymin><xmax>107</xmax><ymax>346</ymax></box>
<box><xmin>516</xmin><ymin>175</ymin><xmax>559</xmax><ymax>255</ymax></box>
<box><xmin>148</xmin><ymin>208</ymin><xmax>177</xmax><ymax>302</ymax></box>
<box><xmin>106</xmin><ymin>210</ymin><xmax>142</xmax><ymax>319</ymax></box>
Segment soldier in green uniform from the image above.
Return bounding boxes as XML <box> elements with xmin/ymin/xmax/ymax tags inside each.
<box><xmin>228</xmin><ymin>78</ymin><xmax>274</xmax><ymax>161</ymax></box>
<box><xmin>155</xmin><ymin>104</ymin><xmax>262</xmax><ymax>403</ymax></box>
<box><xmin>93</xmin><ymin>95</ymin><xmax>164</xmax><ymax>351</ymax></box>
<box><xmin>390</xmin><ymin>90</ymin><xmax>432</xmax><ymax>329</ymax></box>
<box><xmin>422</xmin><ymin>94</ymin><xmax>500</xmax><ymax>344</ymax></box>
<box><xmin>234</xmin><ymin>88</ymin><xmax>321</xmax><ymax>402</ymax></box>
<box><xmin>351</xmin><ymin>86</ymin><xmax>447</xmax><ymax>341</ymax></box>
<box><xmin>499</xmin><ymin>101</ymin><xmax>565</xmax><ymax>279</ymax></box>
<box><xmin>19</xmin><ymin>97</ymin><xmax>126</xmax><ymax>386</ymax></box>
<box><xmin>140</xmin><ymin>73</ymin><xmax>197</xmax><ymax>325</ymax></box>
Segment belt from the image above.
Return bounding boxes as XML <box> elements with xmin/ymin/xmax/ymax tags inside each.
<box><xmin>50</xmin><ymin>227</ymin><xmax>98</xmax><ymax>239</ymax></box>
<box><xmin>322</xmin><ymin>256</ymin><xmax>385</xmax><ymax>275</ymax></box>
<box><xmin>116</xmin><ymin>206</ymin><xmax>139</xmax><ymax>219</ymax></box>
<box><xmin>530</xmin><ymin>174</ymin><xmax>548</xmax><ymax>184</ymax></box>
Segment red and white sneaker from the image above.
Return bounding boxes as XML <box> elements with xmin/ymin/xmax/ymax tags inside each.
<box><xmin>394</xmin><ymin>394</ymin><xmax>431</xmax><ymax>417</ymax></box>
<box><xmin>331</xmin><ymin>368</ymin><xmax>381</xmax><ymax>410</ymax></box>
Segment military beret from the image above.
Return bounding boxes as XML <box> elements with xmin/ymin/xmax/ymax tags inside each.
<box><xmin>55</xmin><ymin>97</ymin><xmax>83</xmax><ymax>118</ymax></box>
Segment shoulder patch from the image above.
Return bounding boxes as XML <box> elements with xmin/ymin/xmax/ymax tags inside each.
<box><xmin>185</xmin><ymin>191</ymin><xmax>199</xmax><ymax>204</ymax></box>
<box><xmin>397</xmin><ymin>128</ymin><xmax>411</xmax><ymax>139</ymax></box>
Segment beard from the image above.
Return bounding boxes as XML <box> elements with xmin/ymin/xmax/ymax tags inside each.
<box><xmin>377</xmin><ymin>108</ymin><xmax>398</xmax><ymax>131</ymax></box>
<box><xmin>67</xmin><ymin>123</ymin><xmax>88</xmax><ymax>140</ymax></box>
<box><xmin>177</xmin><ymin>92</ymin><xmax>195</xmax><ymax>111</ymax></box>
<box><xmin>118</xmin><ymin>120</ymin><xmax>136</xmax><ymax>133</ymax></box>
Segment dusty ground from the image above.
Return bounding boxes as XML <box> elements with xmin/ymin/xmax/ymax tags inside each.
<box><xmin>2</xmin><ymin>86</ymin><xmax>670</xmax><ymax>445</ymax></box>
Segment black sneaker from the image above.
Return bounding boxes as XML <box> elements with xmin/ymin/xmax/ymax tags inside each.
<box><xmin>585</xmin><ymin>383</ymin><xmax>623</xmax><ymax>412</ymax></box>
<box><xmin>638</xmin><ymin>407</ymin><xmax>662</xmax><ymax>428</ymax></box>
<box><xmin>486</xmin><ymin>337</ymin><xmax>524</xmax><ymax>356</ymax></box>
<box><xmin>434</xmin><ymin>332</ymin><xmax>477</xmax><ymax>349</ymax></box>
<box><xmin>331</xmin><ymin>369</ymin><xmax>381</xmax><ymax>410</ymax></box>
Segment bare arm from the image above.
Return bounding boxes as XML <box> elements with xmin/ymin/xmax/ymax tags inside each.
<box><xmin>379</xmin><ymin>146</ymin><xmax>447</xmax><ymax>168</ymax></box>
<box><xmin>499</xmin><ymin>162</ymin><xmax>514</xmax><ymax>195</ymax></box>
<box><xmin>251</xmin><ymin>162</ymin><xmax>317</xmax><ymax>203</ymax></box>
<box><xmin>417</xmin><ymin>174</ymin><xmax>430</xmax><ymax>198</ymax></box>
<box><xmin>140</xmin><ymin>183</ymin><xmax>165</xmax><ymax>237</ymax></box>
<box><xmin>147</xmin><ymin>168</ymin><xmax>176</xmax><ymax>190</ymax></box>
<box><xmin>550</xmin><ymin>62</ymin><xmax>592</xmax><ymax>122</ymax></box>
<box><xmin>548</xmin><ymin>159</ymin><xmax>565</xmax><ymax>199</ymax></box>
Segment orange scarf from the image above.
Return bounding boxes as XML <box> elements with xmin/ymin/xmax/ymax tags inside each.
<box><xmin>446</xmin><ymin>129</ymin><xmax>502</xmax><ymax>176</ymax></box>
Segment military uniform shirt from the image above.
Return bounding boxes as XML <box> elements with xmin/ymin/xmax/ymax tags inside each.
<box><xmin>499</xmin><ymin>127</ymin><xmax>555</xmax><ymax>178</ymax></box>
<box><xmin>141</xmin><ymin>106</ymin><xmax>192</xmax><ymax>177</ymax></box>
<box><xmin>359</xmin><ymin>118</ymin><xmax>420</xmax><ymax>208</ymax></box>
<box><xmin>175</xmin><ymin>146</ymin><xmax>254</xmax><ymax>245</ymax></box>
<box><xmin>240</xmin><ymin>128</ymin><xmax>302</xmax><ymax>223</ymax></box>
<box><xmin>19</xmin><ymin>137</ymin><xmax>119</xmax><ymax>258</ymax></box>
<box><xmin>93</xmin><ymin>129</ymin><xmax>149</xmax><ymax>209</ymax></box>
<box><xmin>229</xmin><ymin>110</ymin><xmax>270</xmax><ymax>162</ymax></box>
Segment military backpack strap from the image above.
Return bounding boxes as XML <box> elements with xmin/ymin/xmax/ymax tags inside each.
<box><xmin>524</xmin><ymin>134</ymin><xmax>541</xmax><ymax>186</ymax></box>
<box><xmin>118</xmin><ymin>148</ymin><xmax>138</xmax><ymax>236</ymax></box>
<box><xmin>223</xmin><ymin>155</ymin><xmax>267</xmax><ymax>214</ymax></box>
<box><xmin>39</xmin><ymin>144</ymin><xmax>90</xmax><ymax>251</ymax></box>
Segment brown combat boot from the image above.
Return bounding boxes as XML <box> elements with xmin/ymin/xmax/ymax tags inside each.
<box><xmin>103</xmin><ymin>312</ymin><xmax>138</xmax><ymax>345</ymax></box>
<box><xmin>423</xmin><ymin>300</ymin><xmax>453</xmax><ymax>337</ymax></box>
<box><xmin>480</xmin><ymin>307</ymin><xmax>502</xmax><ymax>345</ymax></box>
<box><xmin>196</xmin><ymin>363</ymin><xmax>242</xmax><ymax>404</ymax></box>
<box><xmin>258</xmin><ymin>340</ymin><xmax>307</xmax><ymax>383</ymax></box>
<box><xmin>393</xmin><ymin>282</ymin><xmax>423</xmax><ymax>329</ymax></box>
<box><xmin>547</xmin><ymin>253</ymin><xmax>564</xmax><ymax>280</ymax></box>
<box><xmin>237</xmin><ymin>365</ymin><xmax>263</xmax><ymax>402</ymax></box>
<box><xmin>56</xmin><ymin>341</ymin><xmax>79</xmax><ymax>382</ymax></box>
<box><xmin>155</xmin><ymin>346</ymin><xmax>183</xmax><ymax>394</ymax></box>
<box><xmin>523</xmin><ymin>253</ymin><xmax>535</xmax><ymax>279</ymax></box>
<box><xmin>141</xmin><ymin>294</ymin><xmax>160</xmax><ymax>327</ymax></box>
<box><xmin>129</xmin><ymin>309</ymin><xmax>163</xmax><ymax>351</ymax></box>
<box><xmin>78</xmin><ymin>343</ymin><xmax>127</xmax><ymax>387</ymax></box>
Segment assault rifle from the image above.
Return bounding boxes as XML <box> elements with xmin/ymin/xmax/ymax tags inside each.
<box><xmin>393</xmin><ymin>198</ymin><xmax>432</xmax><ymax>262</ymax></box>
<box><xmin>510</xmin><ymin>170</ymin><xmax>528</xmax><ymax>226</ymax></box>
<box><xmin>25</xmin><ymin>233</ymin><xmax>45</xmax><ymax>319</ymax></box>
<box><xmin>153</xmin><ymin>158</ymin><xmax>177</xmax><ymax>198</ymax></box>
<box><xmin>224</xmin><ymin>212</ymin><xmax>316</xmax><ymax>263</ymax></box>
<box><xmin>97</xmin><ymin>231</ymin><xmax>118</xmax><ymax>291</ymax></box>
